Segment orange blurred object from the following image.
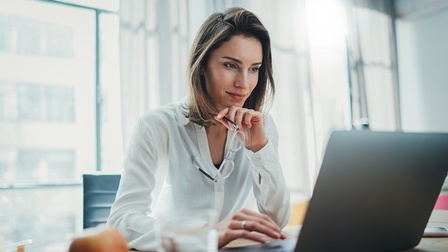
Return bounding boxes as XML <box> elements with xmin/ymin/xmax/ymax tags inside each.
<box><xmin>287</xmin><ymin>201</ymin><xmax>309</xmax><ymax>226</ymax></box>
<box><xmin>68</xmin><ymin>228</ymin><xmax>128</xmax><ymax>252</ymax></box>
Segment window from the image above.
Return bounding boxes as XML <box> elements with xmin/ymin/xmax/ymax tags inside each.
<box><xmin>0</xmin><ymin>0</ymin><xmax>119</xmax><ymax>250</ymax></box>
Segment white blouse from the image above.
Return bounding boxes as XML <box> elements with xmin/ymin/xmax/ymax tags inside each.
<box><xmin>107</xmin><ymin>98</ymin><xmax>291</xmax><ymax>251</ymax></box>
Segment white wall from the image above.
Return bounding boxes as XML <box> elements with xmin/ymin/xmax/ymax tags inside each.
<box><xmin>396</xmin><ymin>7</ymin><xmax>448</xmax><ymax>190</ymax></box>
<box><xmin>396</xmin><ymin>8</ymin><xmax>448</xmax><ymax>132</ymax></box>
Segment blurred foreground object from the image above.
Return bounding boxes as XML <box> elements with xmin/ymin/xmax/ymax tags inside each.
<box><xmin>68</xmin><ymin>228</ymin><xmax>128</xmax><ymax>252</ymax></box>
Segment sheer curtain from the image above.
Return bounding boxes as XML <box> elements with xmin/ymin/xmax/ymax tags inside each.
<box><xmin>344</xmin><ymin>0</ymin><xmax>400</xmax><ymax>130</ymax></box>
<box><xmin>118</xmin><ymin>0</ymin><xmax>353</xmax><ymax>204</ymax></box>
<box><xmin>119</xmin><ymin>0</ymin><xmax>192</xmax><ymax>149</ymax></box>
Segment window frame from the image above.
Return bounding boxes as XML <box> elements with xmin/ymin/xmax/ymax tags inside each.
<box><xmin>0</xmin><ymin>0</ymin><xmax>118</xmax><ymax>189</ymax></box>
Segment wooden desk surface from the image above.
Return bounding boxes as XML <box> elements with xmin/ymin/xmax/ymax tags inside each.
<box><xmin>225</xmin><ymin>209</ymin><xmax>448</xmax><ymax>251</ymax></box>
<box><xmin>407</xmin><ymin>210</ymin><xmax>448</xmax><ymax>252</ymax></box>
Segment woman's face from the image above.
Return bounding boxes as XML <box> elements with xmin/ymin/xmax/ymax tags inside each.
<box><xmin>203</xmin><ymin>34</ymin><xmax>262</xmax><ymax>111</ymax></box>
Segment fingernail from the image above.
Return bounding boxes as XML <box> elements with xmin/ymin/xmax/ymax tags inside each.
<box><xmin>273</xmin><ymin>231</ymin><xmax>280</xmax><ymax>238</ymax></box>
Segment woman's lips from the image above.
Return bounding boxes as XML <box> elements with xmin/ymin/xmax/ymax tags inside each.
<box><xmin>228</xmin><ymin>92</ymin><xmax>246</xmax><ymax>102</ymax></box>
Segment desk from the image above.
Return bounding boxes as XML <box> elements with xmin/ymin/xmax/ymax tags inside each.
<box><xmin>408</xmin><ymin>210</ymin><xmax>448</xmax><ymax>251</ymax></box>
<box><xmin>223</xmin><ymin>210</ymin><xmax>448</xmax><ymax>252</ymax></box>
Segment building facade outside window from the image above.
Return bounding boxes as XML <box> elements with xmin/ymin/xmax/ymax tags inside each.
<box><xmin>0</xmin><ymin>0</ymin><xmax>120</xmax><ymax>250</ymax></box>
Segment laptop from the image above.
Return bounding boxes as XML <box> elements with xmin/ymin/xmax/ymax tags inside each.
<box><xmin>221</xmin><ymin>130</ymin><xmax>448</xmax><ymax>252</ymax></box>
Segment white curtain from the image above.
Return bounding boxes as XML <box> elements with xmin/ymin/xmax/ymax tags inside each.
<box><xmin>344</xmin><ymin>0</ymin><xmax>400</xmax><ymax>130</ymax></box>
<box><xmin>119</xmin><ymin>0</ymin><xmax>192</xmax><ymax>150</ymax></box>
<box><xmin>118</xmin><ymin>0</ymin><xmax>354</xmax><ymax>204</ymax></box>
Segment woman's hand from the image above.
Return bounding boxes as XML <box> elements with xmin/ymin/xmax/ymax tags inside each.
<box><xmin>216</xmin><ymin>208</ymin><xmax>287</xmax><ymax>248</ymax></box>
<box><xmin>215</xmin><ymin>107</ymin><xmax>267</xmax><ymax>152</ymax></box>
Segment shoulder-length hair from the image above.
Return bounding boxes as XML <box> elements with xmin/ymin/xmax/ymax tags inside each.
<box><xmin>186</xmin><ymin>7</ymin><xmax>275</xmax><ymax>126</ymax></box>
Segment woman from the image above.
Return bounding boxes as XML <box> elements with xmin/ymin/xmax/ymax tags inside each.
<box><xmin>107</xmin><ymin>7</ymin><xmax>291</xmax><ymax>250</ymax></box>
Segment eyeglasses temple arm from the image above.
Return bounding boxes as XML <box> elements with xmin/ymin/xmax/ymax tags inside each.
<box><xmin>223</xmin><ymin>116</ymin><xmax>240</xmax><ymax>131</ymax></box>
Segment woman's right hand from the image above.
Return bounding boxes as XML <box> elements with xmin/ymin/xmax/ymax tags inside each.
<box><xmin>216</xmin><ymin>208</ymin><xmax>287</xmax><ymax>248</ymax></box>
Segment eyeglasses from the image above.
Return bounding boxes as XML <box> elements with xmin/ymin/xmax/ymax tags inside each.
<box><xmin>197</xmin><ymin>117</ymin><xmax>246</xmax><ymax>182</ymax></box>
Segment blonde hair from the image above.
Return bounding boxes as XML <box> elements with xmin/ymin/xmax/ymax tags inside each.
<box><xmin>186</xmin><ymin>7</ymin><xmax>275</xmax><ymax>126</ymax></box>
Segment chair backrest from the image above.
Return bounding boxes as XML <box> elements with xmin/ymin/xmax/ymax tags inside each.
<box><xmin>83</xmin><ymin>174</ymin><xmax>121</xmax><ymax>229</ymax></box>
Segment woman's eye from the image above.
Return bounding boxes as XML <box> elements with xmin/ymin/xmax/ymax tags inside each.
<box><xmin>224</xmin><ymin>63</ymin><xmax>237</xmax><ymax>69</ymax></box>
<box><xmin>250</xmin><ymin>67</ymin><xmax>260</xmax><ymax>72</ymax></box>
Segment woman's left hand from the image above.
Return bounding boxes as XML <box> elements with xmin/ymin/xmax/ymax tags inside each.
<box><xmin>215</xmin><ymin>106</ymin><xmax>267</xmax><ymax>152</ymax></box>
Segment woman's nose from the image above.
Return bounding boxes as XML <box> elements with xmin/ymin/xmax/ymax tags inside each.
<box><xmin>235</xmin><ymin>71</ymin><xmax>249</xmax><ymax>88</ymax></box>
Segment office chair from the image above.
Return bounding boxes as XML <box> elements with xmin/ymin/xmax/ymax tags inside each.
<box><xmin>83</xmin><ymin>174</ymin><xmax>121</xmax><ymax>229</ymax></box>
